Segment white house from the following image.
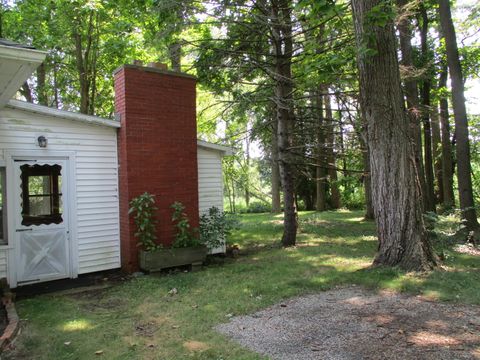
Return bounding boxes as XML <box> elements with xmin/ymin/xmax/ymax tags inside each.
<box><xmin>0</xmin><ymin>40</ymin><xmax>231</xmax><ymax>287</ymax></box>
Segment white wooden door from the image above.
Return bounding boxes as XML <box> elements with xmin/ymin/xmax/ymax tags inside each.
<box><xmin>14</xmin><ymin>159</ymin><xmax>70</xmax><ymax>285</ymax></box>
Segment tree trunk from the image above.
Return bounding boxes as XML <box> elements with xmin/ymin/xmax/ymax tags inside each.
<box><xmin>362</xmin><ymin>144</ymin><xmax>375</xmax><ymax>220</ymax></box>
<box><xmin>225</xmin><ymin>178</ymin><xmax>233</xmax><ymax>213</ymax></box>
<box><xmin>53</xmin><ymin>62</ymin><xmax>59</xmax><ymax>109</ymax></box>
<box><xmin>73</xmin><ymin>10</ymin><xmax>96</xmax><ymax>115</ymax></box>
<box><xmin>396</xmin><ymin>0</ymin><xmax>428</xmax><ymax>212</ymax></box>
<box><xmin>169</xmin><ymin>42</ymin><xmax>182</xmax><ymax>72</ymax></box>
<box><xmin>20</xmin><ymin>82</ymin><xmax>33</xmax><ymax>103</ymax></box>
<box><xmin>431</xmin><ymin>103</ymin><xmax>443</xmax><ymax>204</ymax></box>
<box><xmin>325</xmin><ymin>93</ymin><xmax>341</xmax><ymax>209</ymax></box>
<box><xmin>419</xmin><ymin>5</ymin><xmax>436</xmax><ymax>212</ymax></box>
<box><xmin>36</xmin><ymin>63</ymin><xmax>48</xmax><ymax>106</ymax></box>
<box><xmin>231</xmin><ymin>176</ymin><xmax>236</xmax><ymax>213</ymax></box>
<box><xmin>272</xmin><ymin>0</ymin><xmax>297</xmax><ymax>247</ymax></box>
<box><xmin>439</xmin><ymin>0</ymin><xmax>479</xmax><ymax>229</ymax></box>
<box><xmin>271</xmin><ymin>119</ymin><xmax>282</xmax><ymax>213</ymax></box>
<box><xmin>168</xmin><ymin>4</ymin><xmax>183</xmax><ymax>72</ymax></box>
<box><xmin>245</xmin><ymin>129</ymin><xmax>251</xmax><ymax>208</ymax></box>
<box><xmin>359</xmin><ymin>127</ymin><xmax>374</xmax><ymax>220</ymax></box>
<box><xmin>438</xmin><ymin>62</ymin><xmax>455</xmax><ymax>210</ymax></box>
<box><xmin>352</xmin><ymin>0</ymin><xmax>437</xmax><ymax>270</ymax></box>
<box><xmin>315</xmin><ymin>90</ymin><xmax>327</xmax><ymax>211</ymax></box>
<box><xmin>73</xmin><ymin>27</ymin><xmax>89</xmax><ymax>114</ymax></box>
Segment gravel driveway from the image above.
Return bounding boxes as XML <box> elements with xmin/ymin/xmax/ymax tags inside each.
<box><xmin>216</xmin><ymin>287</ymin><xmax>480</xmax><ymax>360</ymax></box>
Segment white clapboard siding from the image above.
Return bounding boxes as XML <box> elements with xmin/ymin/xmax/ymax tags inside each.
<box><xmin>197</xmin><ymin>147</ymin><xmax>226</xmax><ymax>254</ymax></box>
<box><xmin>0</xmin><ymin>249</ymin><xmax>7</xmax><ymax>279</ymax></box>
<box><xmin>198</xmin><ymin>147</ymin><xmax>224</xmax><ymax>213</ymax></box>
<box><xmin>0</xmin><ymin>106</ymin><xmax>120</xmax><ymax>275</ymax></box>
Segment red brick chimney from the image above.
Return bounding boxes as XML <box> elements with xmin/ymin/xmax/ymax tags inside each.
<box><xmin>114</xmin><ymin>64</ymin><xmax>199</xmax><ymax>272</ymax></box>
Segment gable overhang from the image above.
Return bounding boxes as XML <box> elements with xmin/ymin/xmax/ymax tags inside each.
<box><xmin>6</xmin><ymin>99</ymin><xmax>121</xmax><ymax>128</ymax></box>
<box><xmin>197</xmin><ymin>139</ymin><xmax>234</xmax><ymax>156</ymax></box>
<box><xmin>0</xmin><ymin>44</ymin><xmax>47</xmax><ymax>109</ymax></box>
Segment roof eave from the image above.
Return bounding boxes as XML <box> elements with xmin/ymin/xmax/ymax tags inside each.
<box><xmin>6</xmin><ymin>100</ymin><xmax>121</xmax><ymax>129</ymax></box>
<box><xmin>197</xmin><ymin>139</ymin><xmax>234</xmax><ymax>155</ymax></box>
<box><xmin>0</xmin><ymin>44</ymin><xmax>47</xmax><ymax>62</ymax></box>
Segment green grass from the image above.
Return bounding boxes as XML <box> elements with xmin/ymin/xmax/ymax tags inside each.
<box><xmin>7</xmin><ymin>211</ymin><xmax>480</xmax><ymax>359</ymax></box>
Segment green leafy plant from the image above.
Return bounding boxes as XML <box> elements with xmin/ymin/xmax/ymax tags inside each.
<box><xmin>199</xmin><ymin>206</ymin><xmax>240</xmax><ymax>249</ymax></box>
<box><xmin>129</xmin><ymin>192</ymin><xmax>161</xmax><ymax>252</ymax></box>
<box><xmin>171</xmin><ymin>201</ymin><xmax>201</xmax><ymax>248</ymax></box>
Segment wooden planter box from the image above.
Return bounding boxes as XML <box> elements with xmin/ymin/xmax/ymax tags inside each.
<box><xmin>139</xmin><ymin>246</ymin><xmax>208</xmax><ymax>272</ymax></box>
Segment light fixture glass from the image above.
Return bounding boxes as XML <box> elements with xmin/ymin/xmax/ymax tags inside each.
<box><xmin>37</xmin><ymin>135</ymin><xmax>48</xmax><ymax>148</ymax></box>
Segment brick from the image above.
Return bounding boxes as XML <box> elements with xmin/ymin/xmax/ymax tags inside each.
<box><xmin>115</xmin><ymin>65</ymin><xmax>199</xmax><ymax>272</ymax></box>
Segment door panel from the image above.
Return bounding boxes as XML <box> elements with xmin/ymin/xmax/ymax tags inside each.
<box><xmin>18</xmin><ymin>228</ymin><xmax>67</xmax><ymax>281</ymax></box>
<box><xmin>14</xmin><ymin>159</ymin><xmax>70</xmax><ymax>284</ymax></box>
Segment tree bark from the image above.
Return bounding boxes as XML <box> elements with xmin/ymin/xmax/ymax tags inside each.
<box><xmin>169</xmin><ymin>42</ymin><xmax>182</xmax><ymax>72</ymax></box>
<box><xmin>352</xmin><ymin>0</ymin><xmax>437</xmax><ymax>270</ymax></box>
<box><xmin>431</xmin><ymin>103</ymin><xmax>443</xmax><ymax>204</ymax></box>
<box><xmin>325</xmin><ymin>93</ymin><xmax>341</xmax><ymax>209</ymax></box>
<box><xmin>20</xmin><ymin>82</ymin><xmax>33</xmax><ymax>103</ymax></box>
<box><xmin>363</xmin><ymin>149</ymin><xmax>375</xmax><ymax>220</ymax></box>
<box><xmin>36</xmin><ymin>63</ymin><xmax>48</xmax><ymax>106</ymax></box>
<box><xmin>271</xmin><ymin>118</ymin><xmax>282</xmax><ymax>213</ymax></box>
<box><xmin>73</xmin><ymin>22</ymin><xmax>89</xmax><ymax>114</ymax></box>
<box><xmin>271</xmin><ymin>0</ymin><xmax>297</xmax><ymax>246</ymax></box>
<box><xmin>53</xmin><ymin>62</ymin><xmax>59</xmax><ymax>109</ymax></box>
<box><xmin>419</xmin><ymin>5</ymin><xmax>436</xmax><ymax>212</ymax></box>
<box><xmin>439</xmin><ymin>0</ymin><xmax>479</xmax><ymax>229</ymax></box>
<box><xmin>438</xmin><ymin>62</ymin><xmax>455</xmax><ymax>210</ymax></box>
<box><xmin>396</xmin><ymin>0</ymin><xmax>428</xmax><ymax>212</ymax></box>
<box><xmin>315</xmin><ymin>90</ymin><xmax>327</xmax><ymax>211</ymax></box>
<box><xmin>245</xmin><ymin>128</ymin><xmax>251</xmax><ymax>208</ymax></box>
<box><xmin>73</xmin><ymin>9</ymin><xmax>97</xmax><ymax>115</ymax></box>
<box><xmin>360</xmin><ymin>132</ymin><xmax>374</xmax><ymax>220</ymax></box>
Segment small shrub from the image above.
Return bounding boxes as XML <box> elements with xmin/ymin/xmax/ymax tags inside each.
<box><xmin>340</xmin><ymin>187</ymin><xmax>365</xmax><ymax>210</ymax></box>
<box><xmin>129</xmin><ymin>192</ymin><xmax>160</xmax><ymax>252</ymax></box>
<box><xmin>199</xmin><ymin>207</ymin><xmax>240</xmax><ymax>249</ymax></box>
<box><xmin>246</xmin><ymin>201</ymin><xmax>272</xmax><ymax>214</ymax></box>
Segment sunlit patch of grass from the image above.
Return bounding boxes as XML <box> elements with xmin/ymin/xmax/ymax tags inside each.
<box><xmin>62</xmin><ymin>319</ymin><xmax>93</xmax><ymax>332</ymax></box>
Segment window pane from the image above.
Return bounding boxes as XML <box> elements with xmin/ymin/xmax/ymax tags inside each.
<box><xmin>28</xmin><ymin>175</ymin><xmax>51</xmax><ymax>195</ymax></box>
<box><xmin>28</xmin><ymin>195</ymin><xmax>52</xmax><ymax>216</ymax></box>
<box><xmin>21</xmin><ymin>164</ymin><xmax>63</xmax><ymax>226</ymax></box>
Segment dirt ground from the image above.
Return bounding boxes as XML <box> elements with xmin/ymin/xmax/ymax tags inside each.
<box><xmin>217</xmin><ymin>287</ymin><xmax>480</xmax><ymax>360</ymax></box>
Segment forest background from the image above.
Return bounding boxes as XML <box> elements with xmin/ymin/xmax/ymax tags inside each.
<box><xmin>1</xmin><ymin>0</ymin><xmax>479</xmax><ymax>252</ymax></box>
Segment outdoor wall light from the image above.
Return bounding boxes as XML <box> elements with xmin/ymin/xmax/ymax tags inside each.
<box><xmin>37</xmin><ymin>135</ymin><xmax>48</xmax><ymax>148</ymax></box>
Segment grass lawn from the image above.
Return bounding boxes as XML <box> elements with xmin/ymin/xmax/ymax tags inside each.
<box><xmin>6</xmin><ymin>211</ymin><xmax>480</xmax><ymax>359</ymax></box>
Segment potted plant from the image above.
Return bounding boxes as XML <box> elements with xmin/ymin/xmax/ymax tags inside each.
<box><xmin>129</xmin><ymin>195</ymin><xmax>208</xmax><ymax>272</ymax></box>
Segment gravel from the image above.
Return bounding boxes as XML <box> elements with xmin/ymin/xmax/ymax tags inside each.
<box><xmin>216</xmin><ymin>287</ymin><xmax>480</xmax><ymax>360</ymax></box>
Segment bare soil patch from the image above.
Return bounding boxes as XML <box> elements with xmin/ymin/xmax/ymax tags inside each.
<box><xmin>217</xmin><ymin>287</ymin><xmax>480</xmax><ymax>360</ymax></box>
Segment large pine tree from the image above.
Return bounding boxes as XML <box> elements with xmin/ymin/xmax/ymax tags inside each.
<box><xmin>351</xmin><ymin>0</ymin><xmax>437</xmax><ymax>270</ymax></box>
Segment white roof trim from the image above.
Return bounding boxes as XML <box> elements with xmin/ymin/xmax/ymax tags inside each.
<box><xmin>6</xmin><ymin>100</ymin><xmax>121</xmax><ymax>128</ymax></box>
<box><xmin>0</xmin><ymin>44</ymin><xmax>46</xmax><ymax>63</ymax></box>
<box><xmin>0</xmin><ymin>46</ymin><xmax>47</xmax><ymax>109</ymax></box>
<box><xmin>197</xmin><ymin>139</ymin><xmax>234</xmax><ymax>155</ymax></box>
